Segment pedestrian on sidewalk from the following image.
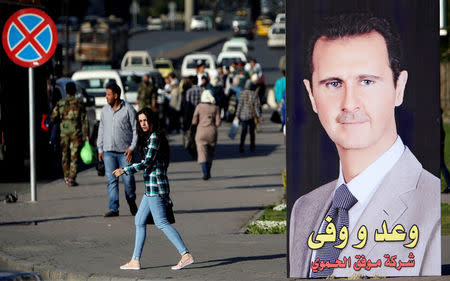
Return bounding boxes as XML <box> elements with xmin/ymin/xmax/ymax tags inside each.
<box><xmin>97</xmin><ymin>82</ymin><xmax>138</xmax><ymax>217</ymax></box>
<box><xmin>183</xmin><ymin>76</ymin><xmax>202</xmax><ymax>130</ymax></box>
<box><xmin>191</xmin><ymin>90</ymin><xmax>221</xmax><ymax>180</ymax></box>
<box><xmin>137</xmin><ymin>74</ymin><xmax>156</xmax><ymax>111</ymax></box>
<box><xmin>113</xmin><ymin>108</ymin><xmax>194</xmax><ymax>271</ymax></box>
<box><xmin>235</xmin><ymin>80</ymin><xmax>262</xmax><ymax>153</ymax></box>
<box><xmin>50</xmin><ymin>82</ymin><xmax>89</xmax><ymax>187</ymax></box>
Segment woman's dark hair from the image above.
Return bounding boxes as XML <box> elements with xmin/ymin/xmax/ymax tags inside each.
<box><xmin>136</xmin><ymin>108</ymin><xmax>170</xmax><ymax>165</ymax></box>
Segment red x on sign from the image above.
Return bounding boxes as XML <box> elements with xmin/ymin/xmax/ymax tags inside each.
<box><xmin>2</xmin><ymin>8</ymin><xmax>57</xmax><ymax>68</ymax></box>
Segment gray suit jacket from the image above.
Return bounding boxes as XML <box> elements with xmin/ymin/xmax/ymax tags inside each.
<box><xmin>289</xmin><ymin>147</ymin><xmax>441</xmax><ymax>278</ymax></box>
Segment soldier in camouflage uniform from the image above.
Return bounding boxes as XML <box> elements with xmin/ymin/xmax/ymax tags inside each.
<box><xmin>137</xmin><ymin>74</ymin><xmax>156</xmax><ymax>111</ymax></box>
<box><xmin>51</xmin><ymin>82</ymin><xmax>89</xmax><ymax>187</ymax></box>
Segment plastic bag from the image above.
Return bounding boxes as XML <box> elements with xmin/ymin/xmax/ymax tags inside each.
<box><xmin>228</xmin><ymin>119</ymin><xmax>239</xmax><ymax>139</ymax></box>
<box><xmin>80</xmin><ymin>141</ymin><xmax>95</xmax><ymax>164</ymax></box>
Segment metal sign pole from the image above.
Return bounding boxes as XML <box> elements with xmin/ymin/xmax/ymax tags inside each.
<box><xmin>29</xmin><ymin>67</ymin><xmax>36</xmax><ymax>201</ymax></box>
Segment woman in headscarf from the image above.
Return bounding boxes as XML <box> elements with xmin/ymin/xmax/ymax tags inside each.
<box><xmin>191</xmin><ymin>90</ymin><xmax>221</xmax><ymax>180</ymax></box>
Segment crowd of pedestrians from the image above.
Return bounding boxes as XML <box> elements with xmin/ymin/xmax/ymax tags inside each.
<box><xmin>42</xmin><ymin>54</ymin><xmax>283</xmax><ymax>271</ymax></box>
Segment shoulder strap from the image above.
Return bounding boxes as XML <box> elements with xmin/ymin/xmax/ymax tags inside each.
<box><xmin>246</xmin><ymin>91</ymin><xmax>257</xmax><ymax>118</ymax></box>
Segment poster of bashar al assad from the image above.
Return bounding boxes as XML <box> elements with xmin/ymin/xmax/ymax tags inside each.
<box><xmin>286</xmin><ymin>0</ymin><xmax>441</xmax><ymax>278</ymax></box>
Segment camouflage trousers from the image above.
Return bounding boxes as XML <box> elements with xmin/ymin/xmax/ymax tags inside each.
<box><xmin>60</xmin><ymin>132</ymin><xmax>82</xmax><ymax>180</ymax></box>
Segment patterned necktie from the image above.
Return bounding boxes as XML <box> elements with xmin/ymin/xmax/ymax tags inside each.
<box><xmin>311</xmin><ymin>184</ymin><xmax>358</xmax><ymax>278</ymax></box>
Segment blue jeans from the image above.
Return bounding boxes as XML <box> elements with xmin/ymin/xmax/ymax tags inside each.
<box><xmin>103</xmin><ymin>151</ymin><xmax>136</xmax><ymax>213</ymax></box>
<box><xmin>132</xmin><ymin>195</ymin><xmax>189</xmax><ymax>260</ymax></box>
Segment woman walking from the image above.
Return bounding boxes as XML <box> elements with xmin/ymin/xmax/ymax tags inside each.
<box><xmin>191</xmin><ymin>90</ymin><xmax>221</xmax><ymax>180</ymax></box>
<box><xmin>112</xmin><ymin>108</ymin><xmax>194</xmax><ymax>270</ymax></box>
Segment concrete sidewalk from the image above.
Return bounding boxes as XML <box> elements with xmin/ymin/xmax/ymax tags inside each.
<box><xmin>0</xmin><ymin>115</ymin><xmax>287</xmax><ymax>281</ymax></box>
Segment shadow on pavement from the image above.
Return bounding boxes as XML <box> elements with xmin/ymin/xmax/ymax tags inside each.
<box><xmin>225</xmin><ymin>183</ymin><xmax>282</xmax><ymax>189</ymax></box>
<box><xmin>0</xmin><ymin>206</ymin><xmax>265</xmax><ymax>226</ymax></box>
<box><xmin>174</xmin><ymin>206</ymin><xmax>265</xmax><ymax>214</ymax></box>
<box><xmin>0</xmin><ymin>214</ymin><xmax>103</xmax><ymax>227</ymax></box>
<box><xmin>170</xmin><ymin>144</ymin><xmax>280</xmax><ymax>163</ymax></box>
<box><xmin>189</xmin><ymin>253</ymin><xmax>286</xmax><ymax>269</ymax></box>
<box><xmin>140</xmin><ymin>253</ymin><xmax>286</xmax><ymax>270</ymax></box>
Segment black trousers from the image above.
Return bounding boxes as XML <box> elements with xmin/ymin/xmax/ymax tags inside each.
<box><xmin>240</xmin><ymin>119</ymin><xmax>255</xmax><ymax>149</ymax></box>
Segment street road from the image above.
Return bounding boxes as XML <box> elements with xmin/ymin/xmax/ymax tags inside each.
<box><xmin>129</xmin><ymin>30</ymin><xmax>285</xmax><ymax>87</ymax></box>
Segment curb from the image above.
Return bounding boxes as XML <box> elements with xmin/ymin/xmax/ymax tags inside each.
<box><xmin>238</xmin><ymin>209</ymin><xmax>266</xmax><ymax>234</ymax></box>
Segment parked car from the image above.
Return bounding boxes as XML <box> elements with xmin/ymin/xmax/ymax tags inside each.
<box><xmin>190</xmin><ymin>15</ymin><xmax>212</xmax><ymax>31</ymax></box>
<box><xmin>232</xmin><ymin>19</ymin><xmax>254</xmax><ymax>40</ymax></box>
<box><xmin>119</xmin><ymin>69</ymin><xmax>165</xmax><ymax>109</ymax></box>
<box><xmin>121</xmin><ymin>50</ymin><xmax>154</xmax><ymax>71</ymax></box>
<box><xmin>267</xmin><ymin>23</ymin><xmax>286</xmax><ymax>48</ymax></box>
<box><xmin>147</xmin><ymin>17</ymin><xmax>163</xmax><ymax>31</ymax></box>
<box><xmin>71</xmin><ymin>69</ymin><xmax>126</xmax><ymax>121</ymax></box>
<box><xmin>256</xmin><ymin>15</ymin><xmax>273</xmax><ymax>37</ymax></box>
<box><xmin>230</xmin><ymin>37</ymin><xmax>253</xmax><ymax>49</ymax></box>
<box><xmin>221</xmin><ymin>40</ymin><xmax>248</xmax><ymax>55</ymax></box>
<box><xmin>154</xmin><ymin>58</ymin><xmax>176</xmax><ymax>78</ymax></box>
<box><xmin>181</xmin><ymin>52</ymin><xmax>217</xmax><ymax>77</ymax></box>
<box><xmin>275</xmin><ymin>13</ymin><xmax>286</xmax><ymax>24</ymax></box>
<box><xmin>217</xmin><ymin>51</ymin><xmax>247</xmax><ymax>66</ymax></box>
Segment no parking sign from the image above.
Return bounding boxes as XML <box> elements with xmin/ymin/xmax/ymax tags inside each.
<box><xmin>1</xmin><ymin>8</ymin><xmax>58</xmax><ymax>201</ymax></box>
<box><xmin>2</xmin><ymin>8</ymin><xmax>57</xmax><ymax>68</ymax></box>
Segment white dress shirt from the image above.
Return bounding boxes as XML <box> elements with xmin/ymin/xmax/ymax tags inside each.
<box><xmin>310</xmin><ymin>136</ymin><xmax>405</xmax><ymax>268</ymax></box>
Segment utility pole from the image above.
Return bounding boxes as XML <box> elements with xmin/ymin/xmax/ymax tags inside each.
<box><xmin>185</xmin><ymin>0</ymin><xmax>193</xmax><ymax>31</ymax></box>
<box><xmin>64</xmin><ymin>0</ymin><xmax>70</xmax><ymax>76</ymax></box>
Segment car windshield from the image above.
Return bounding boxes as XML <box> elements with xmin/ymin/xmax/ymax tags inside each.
<box><xmin>272</xmin><ymin>27</ymin><xmax>285</xmax><ymax>34</ymax></box>
<box><xmin>220</xmin><ymin>58</ymin><xmax>244</xmax><ymax>66</ymax></box>
<box><xmin>120</xmin><ymin>75</ymin><xmax>142</xmax><ymax>92</ymax></box>
<box><xmin>76</xmin><ymin>78</ymin><xmax>116</xmax><ymax>97</ymax></box>
<box><xmin>131</xmin><ymin>57</ymin><xmax>143</xmax><ymax>65</ymax></box>
<box><xmin>80</xmin><ymin>31</ymin><xmax>108</xmax><ymax>43</ymax></box>
<box><xmin>155</xmin><ymin>62</ymin><xmax>171</xmax><ymax>68</ymax></box>
<box><xmin>186</xmin><ymin>58</ymin><xmax>211</xmax><ymax>68</ymax></box>
<box><xmin>225</xmin><ymin>46</ymin><xmax>244</xmax><ymax>52</ymax></box>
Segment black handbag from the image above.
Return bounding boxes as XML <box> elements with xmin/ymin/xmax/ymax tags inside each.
<box><xmin>146</xmin><ymin>196</ymin><xmax>176</xmax><ymax>224</ymax></box>
<box><xmin>183</xmin><ymin>125</ymin><xmax>197</xmax><ymax>159</ymax></box>
<box><xmin>270</xmin><ymin>111</ymin><xmax>282</xmax><ymax>124</ymax></box>
<box><xmin>96</xmin><ymin>160</ymin><xmax>105</xmax><ymax>176</ymax></box>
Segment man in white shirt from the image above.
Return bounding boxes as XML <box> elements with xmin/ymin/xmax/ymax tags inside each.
<box><xmin>289</xmin><ymin>13</ymin><xmax>440</xmax><ymax>278</ymax></box>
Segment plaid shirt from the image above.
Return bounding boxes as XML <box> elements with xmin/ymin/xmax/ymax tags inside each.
<box><xmin>123</xmin><ymin>132</ymin><xmax>170</xmax><ymax>196</ymax></box>
<box><xmin>186</xmin><ymin>85</ymin><xmax>202</xmax><ymax>107</ymax></box>
<box><xmin>235</xmin><ymin>90</ymin><xmax>262</xmax><ymax>121</ymax></box>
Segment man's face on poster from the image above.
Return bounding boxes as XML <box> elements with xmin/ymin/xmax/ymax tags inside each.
<box><xmin>303</xmin><ymin>31</ymin><xmax>408</xmax><ymax>154</ymax></box>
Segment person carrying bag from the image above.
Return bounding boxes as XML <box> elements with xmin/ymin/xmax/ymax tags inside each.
<box><xmin>234</xmin><ymin>80</ymin><xmax>262</xmax><ymax>153</ymax></box>
<box><xmin>112</xmin><ymin>108</ymin><xmax>194</xmax><ymax>271</ymax></box>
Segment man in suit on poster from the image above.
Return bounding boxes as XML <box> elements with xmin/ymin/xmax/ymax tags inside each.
<box><xmin>289</xmin><ymin>13</ymin><xmax>440</xmax><ymax>278</ymax></box>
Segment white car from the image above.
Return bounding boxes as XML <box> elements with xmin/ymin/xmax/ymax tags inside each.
<box><xmin>147</xmin><ymin>18</ymin><xmax>163</xmax><ymax>31</ymax></box>
<box><xmin>71</xmin><ymin>69</ymin><xmax>126</xmax><ymax>120</ymax></box>
<box><xmin>230</xmin><ymin>37</ymin><xmax>252</xmax><ymax>49</ymax></box>
<box><xmin>267</xmin><ymin>23</ymin><xmax>286</xmax><ymax>48</ymax></box>
<box><xmin>275</xmin><ymin>13</ymin><xmax>285</xmax><ymax>24</ymax></box>
<box><xmin>221</xmin><ymin>40</ymin><xmax>248</xmax><ymax>55</ymax></box>
<box><xmin>217</xmin><ymin>51</ymin><xmax>247</xmax><ymax>66</ymax></box>
<box><xmin>181</xmin><ymin>52</ymin><xmax>217</xmax><ymax>77</ymax></box>
<box><xmin>121</xmin><ymin>50</ymin><xmax>154</xmax><ymax>71</ymax></box>
<box><xmin>119</xmin><ymin>69</ymin><xmax>165</xmax><ymax>110</ymax></box>
<box><xmin>190</xmin><ymin>15</ymin><xmax>210</xmax><ymax>31</ymax></box>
